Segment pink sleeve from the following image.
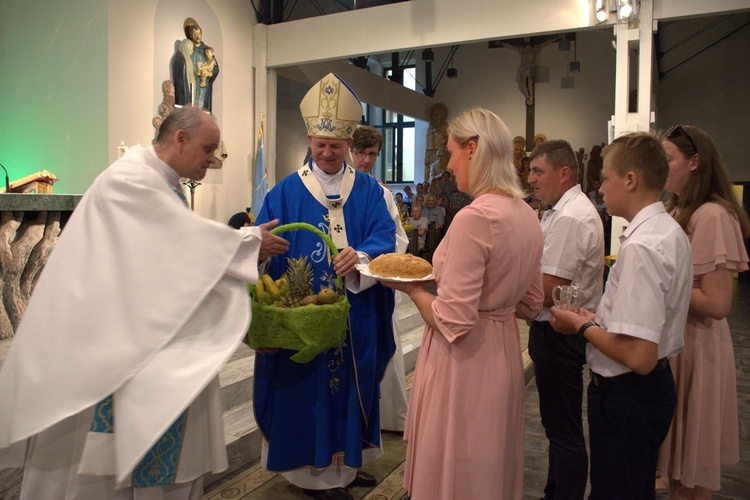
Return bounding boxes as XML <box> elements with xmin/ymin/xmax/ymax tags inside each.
<box><xmin>691</xmin><ymin>203</ymin><xmax>749</xmax><ymax>276</ymax></box>
<box><xmin>516</xmin><ymin>269</ymin><xmax>544</xmax><ymax>320</ymax></box>
<box><xmin>432</xmin><ymin>206</ymin><xmax>492</xmax><ymax>342</ymax></box>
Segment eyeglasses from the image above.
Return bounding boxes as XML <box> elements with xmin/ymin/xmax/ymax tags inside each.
<box><xmin>666</xmin><ymin>124</ymin><xmax>697</xmax><ymax>154</ymax></box>
<box><xmin>354</xmin><ymin>151</ymin><xmax>379</xmax><ymax>160</ymax></box>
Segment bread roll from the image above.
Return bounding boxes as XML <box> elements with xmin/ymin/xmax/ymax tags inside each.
<box><xmin>369</xmin><ymin>253</ymin><xmax>433</xmax><ymax>279</ymax></box>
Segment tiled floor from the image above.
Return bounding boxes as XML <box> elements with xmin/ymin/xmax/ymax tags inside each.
<box><xmin>205</xmin><ymin>279</ymin><xmax>750</xmax><ymax>499</ymax></box>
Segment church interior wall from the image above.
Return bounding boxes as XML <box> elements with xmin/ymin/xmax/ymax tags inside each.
<box><xmin>109</xmin><ymin>0</ymin><xmax>257</xmax><ymax>223</ymax></box>
<box><xmin>0</xmin><ymin>0</ymin><xmax>109</xmax><ymax>196</ymax></box>
<box><xmin>655</xmin><ymin>12</ymin><xmax>750</xmax><ymax>182</ymax></box>
<box><xmin>275</xmin><ymin>103</ymin><xmax>311</xmax><ymax>177</ymax></box>
<box><xmin>0</xmin><ymin>0</ymin><xmax>257</xmax><ymax>224</ymax></box>
<box><xmin>428</xmin><ymin>29</ymin><xmax>617</xmax><ymax>157</ymax></box>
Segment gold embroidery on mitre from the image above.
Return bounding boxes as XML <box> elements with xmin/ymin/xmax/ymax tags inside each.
<box><xmin>300</xmin><ymin>73</ymin><xmax>363</xmax><ymax>139</ymax></box>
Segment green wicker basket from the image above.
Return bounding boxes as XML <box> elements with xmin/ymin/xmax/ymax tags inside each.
<box><xmin>247</xmin><ymin>223</ymin><xmax>350</xmax><ymax>363</ymax></box>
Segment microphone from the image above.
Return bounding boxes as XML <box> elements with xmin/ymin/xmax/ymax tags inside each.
<box><xmin>0</xmin><ymin>163</ymin><xmax>10</xmax><ymax>193</ymax></box>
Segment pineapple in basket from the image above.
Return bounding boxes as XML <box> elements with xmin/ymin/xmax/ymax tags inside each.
<box><xmin>285</xmin><ymin>256</ymin><xmax>314</xmax><ymax>307</ymax></box>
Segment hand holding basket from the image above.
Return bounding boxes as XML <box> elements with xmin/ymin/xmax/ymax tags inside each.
<box><xmin>248</xmin><ymin>223</ymin><xmax>350</xmax><ymax>363</ymax></box>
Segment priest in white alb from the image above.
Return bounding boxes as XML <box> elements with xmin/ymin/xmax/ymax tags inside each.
<box><xmin>0</xmin><ymin>106</ymin><xmax>289</xmax><ymax>499</ymax></box>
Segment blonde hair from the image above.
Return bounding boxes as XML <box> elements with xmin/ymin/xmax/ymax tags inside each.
<box><xmin>448</xmin><ymin>108</ymin><xmax>524</xmax><ymax>199</ymax></box>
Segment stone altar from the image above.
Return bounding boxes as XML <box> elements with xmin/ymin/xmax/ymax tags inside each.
<box><xmin>0</xmin><ymin>194</ymin><xmax>82</xmax><ymax>340</ymax></box>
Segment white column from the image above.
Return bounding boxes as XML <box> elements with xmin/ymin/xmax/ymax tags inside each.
<box><xmin>610</xmin><ymin>0</ymin><xmax>656</xmax><ymax>256</ymax></box>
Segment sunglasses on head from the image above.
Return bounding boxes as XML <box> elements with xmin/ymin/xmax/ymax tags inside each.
<box><xmin>666</xmin><ymin>124</ymin><xmax>698</xmax><ymax>154</ymax></box>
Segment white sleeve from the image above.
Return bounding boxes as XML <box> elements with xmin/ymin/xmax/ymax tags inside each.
<box><xmin>540</xmin><ymin>213</ymin><xmax>587</xmax><ymax>280</ymax></box>
<box><xmin>225</xmin><ymin>226</ymin><xmax>263</xmax><ymax>283</ymax></box>
<box><xmin>347</xmin><ymin>251</ymin><xmax>376</xmax><ymax>293</ymax></box>
<box><xmin>602</xmin><ymin>242</ymin><xmax>668</xmax><ymax>344</ymax></box>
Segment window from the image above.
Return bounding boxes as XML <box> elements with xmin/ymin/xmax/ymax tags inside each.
<box><xmin>364</xmin><ymin>66</ymin><xmax>416</xmax><ymax>184</ymax></box>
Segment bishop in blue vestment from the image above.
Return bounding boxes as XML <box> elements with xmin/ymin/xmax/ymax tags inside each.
<box><xmin>254</xmin><ymin>73</ymin><xmax>397</xmax><ymax>498</ymax></box>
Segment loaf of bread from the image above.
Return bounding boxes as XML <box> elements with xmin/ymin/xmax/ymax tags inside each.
<box><xmin>369</xmin><ymin>253</ymin><xmax>433</xmax><ymax>279</ymax></box>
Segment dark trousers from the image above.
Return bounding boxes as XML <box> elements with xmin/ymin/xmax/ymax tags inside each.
<box><xmin>587</xmin><ymin>364</ymin><xmax>676</xmax><ymax>500</ymax></box>
<box><xmin>528</xmin><ymin>321</ymin><xmax>588</xmax><ymax>500</ymax></box>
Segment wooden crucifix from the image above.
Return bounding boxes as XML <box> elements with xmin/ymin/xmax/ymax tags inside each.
<box><xmin>490</xmin><ymin>35</ymin><xmax>560</xmax><ymax>148</ymax></box>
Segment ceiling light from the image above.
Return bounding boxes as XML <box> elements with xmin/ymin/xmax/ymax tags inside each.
<box><xmin>617</xmin><ymin>0</ymin><xmax>638</xmax><ymax>22</ymax></box>
<box><xmin>595</xmin><ymin>0</ymin><xmax>608</xmax><ymax>23</ymax></box>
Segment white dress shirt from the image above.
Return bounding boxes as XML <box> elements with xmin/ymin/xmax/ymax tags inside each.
<box><xmin>536</xmin><ymin>185</ymin><xmax>605</xmax><ymax>321</ymax></box>
<box><xmin>588</xmin><ymin>202</ymin><xmax>692</xmax><ymax>376</ymax></box>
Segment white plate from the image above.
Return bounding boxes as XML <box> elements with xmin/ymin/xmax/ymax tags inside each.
<box><xmin>356</xmin><ymin>263</ymin><xmax>435</xmax><ymax>282</ymax></box>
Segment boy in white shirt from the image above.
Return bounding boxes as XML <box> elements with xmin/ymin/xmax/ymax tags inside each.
<box><xmin>550</xmin><ymin>132</ymin><xmax>692</xmax><ymax>499</ymax></box>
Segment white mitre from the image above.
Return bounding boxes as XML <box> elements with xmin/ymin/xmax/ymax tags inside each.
<box><xmin>300</xmin><ymin>73</ymin><xmax>363</xmax><ymax>139</ymax></box>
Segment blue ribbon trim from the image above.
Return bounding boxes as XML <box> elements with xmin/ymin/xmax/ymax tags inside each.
<box><xmin>89</xmin><ymin>395</ymin><xmax>188</xmax><ymax>487</ymax></box>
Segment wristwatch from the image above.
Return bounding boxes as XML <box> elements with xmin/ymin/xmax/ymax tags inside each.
<box><xmin>577</xmin><ymin>321</ymin><xmax>599</xmax><ymax>342</ymax></box>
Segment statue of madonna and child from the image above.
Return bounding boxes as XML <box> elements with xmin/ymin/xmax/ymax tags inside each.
<box><xmin>170</xmin><ymin>18</ymin><xmax>219</xmax><ymax>112</ymax></box>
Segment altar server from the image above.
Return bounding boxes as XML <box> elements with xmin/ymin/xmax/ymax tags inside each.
<box><xmin>349</xmin><ymin>124</ymin><xmax>410</xmax><ymax>433</ymax></box>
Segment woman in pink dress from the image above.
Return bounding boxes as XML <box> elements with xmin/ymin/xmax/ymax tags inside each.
<box><xmin>657</xmin><ymin>125</ymin><xmax>750</xmax><ymax>499</ymax></box>
<box><xmin>382</xmin><ymin>108</ymin><xmax>544</xmax><ymax>499</ymax></box>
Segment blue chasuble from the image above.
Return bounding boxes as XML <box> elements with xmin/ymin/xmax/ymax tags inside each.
<box><xmin>254</xmin><ymin>162</ymin><xmax>396</xmax><ymax>470</ymax></box>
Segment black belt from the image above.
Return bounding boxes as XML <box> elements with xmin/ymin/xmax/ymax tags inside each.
<box><xmin>590</xmin><ymin>358</ymin><xmax>669</xmax><ymax>390</ymax></box>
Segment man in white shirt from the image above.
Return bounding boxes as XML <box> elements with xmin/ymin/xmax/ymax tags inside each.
<box><xmin>550</xmin><ymin>132</ymin><xmax>692</xmax><ymax>499</ymax></box>
<box><xmin>350</xmin><ymin>125</ymin><xmax>410</xmax><ymax>433</ymax></box>
<box><xmin>0</xmin><ymin>106</ymin><xmax>290</xmax><ymax>498</ymax></box>
<box><xmin>526</xmin><ymin>139</ymin><xmax>605</xmax><ymax>499</ymax></box>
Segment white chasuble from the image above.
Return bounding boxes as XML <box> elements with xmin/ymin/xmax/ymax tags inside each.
<box><xmin>0</xmin><ymin>146</ymin><xmax>258</xmax><ymax>496</ymax></box>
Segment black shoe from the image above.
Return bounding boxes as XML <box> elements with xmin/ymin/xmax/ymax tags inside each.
<box><xmin>348</xmin><ymin>470</ymin><xmax>377</xmax><ymax>487</ymax></box>
<box><xmin>301</xmin><ymin>487</ymin><xmax>353</xmax><ymax>500</ymax></box>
